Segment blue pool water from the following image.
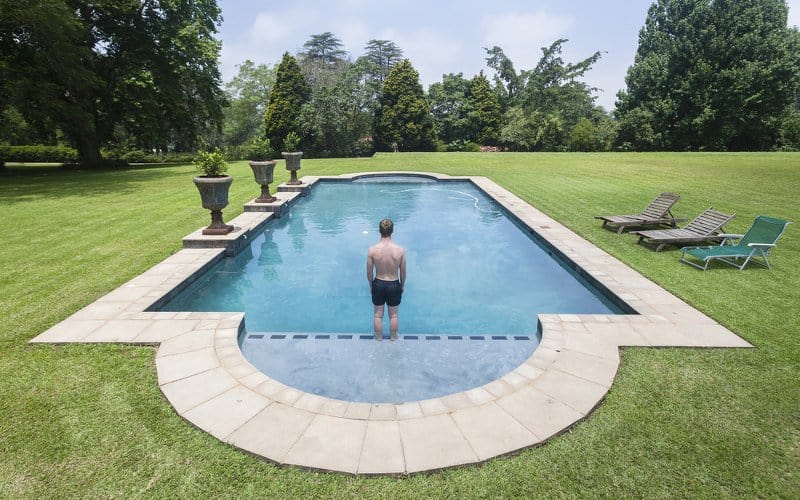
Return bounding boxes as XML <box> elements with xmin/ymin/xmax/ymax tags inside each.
<box><xmin>160</xmin><ymin>176</ymin><xmax>625</xmax><ymax>402</ymax></box>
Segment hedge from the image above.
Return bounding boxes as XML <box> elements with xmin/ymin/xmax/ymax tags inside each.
<box><xmin>0</xmin><ymin>145</ymin><xmax>79</xmax><ymax>163</ymax></box>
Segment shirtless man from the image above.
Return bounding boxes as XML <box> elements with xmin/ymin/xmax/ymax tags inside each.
<box><xmin>366</xmin><ymin>219</ymin><xmax>407</xmax><ymax>341</ymax></box>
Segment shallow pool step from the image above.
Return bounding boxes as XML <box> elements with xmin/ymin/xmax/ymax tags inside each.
<box><xmin>244</xmin><ymin>333</ymin><xmax>536</xmax><ymax>341</ymax></box>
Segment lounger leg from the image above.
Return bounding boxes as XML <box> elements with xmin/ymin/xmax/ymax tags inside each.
<box><xmin>679</xmin><ymin>253</ymin><xmax>710</xmax><ymax>270</ymax></box>
<box><xmin>759</xmin><ymin>250</ymin><xmax>771</xmax><ymax>270</ymax></box>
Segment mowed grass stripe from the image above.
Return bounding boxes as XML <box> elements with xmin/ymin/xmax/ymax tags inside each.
<box><xmin>1</xmin><ymin>152</ymin><xmax>798</xmax><ymax>497</ymax></box>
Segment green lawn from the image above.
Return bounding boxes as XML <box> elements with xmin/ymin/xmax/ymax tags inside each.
<box><xmin>1</xmin><ymin>153</ymin><xmax>798</xmax><ymax>497</ymax></box>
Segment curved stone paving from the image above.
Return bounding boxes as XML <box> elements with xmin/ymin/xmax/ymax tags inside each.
<box><xmin>30</xmin><ymin>172</ymin><xmax>751</xmax><ymax>475</ymax></box>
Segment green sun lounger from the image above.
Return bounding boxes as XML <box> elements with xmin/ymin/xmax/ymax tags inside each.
<box><xmin>679</xmin><ymin>215</ymin><xmax>792</xmax><ymax>270</ymax></box>
<box><xmin>595</xmin><ymin>192</ymin><xmax>685</xmax><ymax>234</ymax></box>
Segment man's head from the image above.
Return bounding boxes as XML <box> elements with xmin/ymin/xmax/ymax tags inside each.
<box><xmin>379</xmin><ymin>218</ymin><xmax>394</xmax><ymax>237</ymax></box>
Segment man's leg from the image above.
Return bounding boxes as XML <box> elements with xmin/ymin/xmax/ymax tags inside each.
<box><xmin>388</xmin><ymin>305</ymin><xmax>399</xmax><ymax>341</ymax></box>
<box><xmin>373</xmin><ymin>304</ymin><xmax>384</xmax><ymax>340</ymax></box>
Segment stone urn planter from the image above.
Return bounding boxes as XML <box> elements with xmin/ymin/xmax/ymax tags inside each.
<box><xmin>193</xmin><ymin>149</ymin><xmax>233</xmax><ymax>235</ymax></box>
<box><xmin>281</xmin><ymin>131</ymin><xmax>303</xmax><ymax>185</ymax></box>
<box><xmin>281</xmin><ymin>151</ymin><xmax>303</xmax><ymax>185</ymax></box>
<box><xmin>194</xmin><ymin>176</ymin><xmax>234</xmax><ymax>235</ymax></box>
<box><xmin>249</xmin><ymin>160</ymin><xmax>278</xmax><ymax>203</ymax></box>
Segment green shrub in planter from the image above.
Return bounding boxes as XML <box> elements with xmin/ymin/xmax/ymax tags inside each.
<box><xmin>283</xmin><ymin>131</ymin><xmax>301</xmax><ymax>152</ymax></box>
<box><xmin>248</xmin><ymin>137</ymin><xmax>274</xmax><ymax>161</ymax></box>
<box><xmin>194</xmin><ymin>149</ymin><xmax>228</xmax><ymax>177</ymax></box>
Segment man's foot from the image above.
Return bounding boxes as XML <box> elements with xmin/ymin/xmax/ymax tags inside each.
<box><xmin>390</xmin><ymin>332</ymin><xmax>398</xmax><ymax>341</ymax></box>
<box><xmin>374</xmin><ymin>332</ymin><xmax>383</xmax><ymax>341</ymax></box>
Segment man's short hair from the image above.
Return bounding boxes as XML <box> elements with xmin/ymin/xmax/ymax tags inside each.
<box><xmin>379</xmin><ymin>218</ymin><xmax>393</xmax><ymax>237</ymax></box>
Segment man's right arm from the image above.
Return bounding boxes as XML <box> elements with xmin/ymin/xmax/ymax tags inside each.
<box><xmin>366</xmin><ymin>251</ymin><xmax>374</xmax><ymax>287</ymax></box>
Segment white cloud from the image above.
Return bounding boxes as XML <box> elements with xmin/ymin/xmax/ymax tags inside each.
<box><xmin>219</xmin><ymin>11</ymin><xmax>302</xmax><ymax>81</ymax></box>
<box><xmin>788</xmin><ymin>0</ymin><xmax>800</xmax><ymax>28</ymax></box>
<box><xmin>392</xmin><ymin>29</ymin><xmax>466</xmax><ymax>87</ymax></box>
<box><xmin>481</xmin><ymin>11</ymin><xmax>574</xmax><ymax>68</ymax></box>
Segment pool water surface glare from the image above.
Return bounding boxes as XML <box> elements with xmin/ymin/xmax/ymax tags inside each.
<box><xmin>161</xmin><ymin>177</ymin><xmax>625</xmax><ymax>402</ymax></box>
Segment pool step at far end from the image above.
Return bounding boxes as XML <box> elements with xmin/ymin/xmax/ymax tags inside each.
<box><xmin>244</xmin><ymin>333</ymin><xmax>536</xmax><ymax>342</ymax></box>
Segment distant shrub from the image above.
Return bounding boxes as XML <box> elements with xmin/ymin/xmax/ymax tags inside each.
<box><xmin>355</xmin><ymin>136</ymin><xmax>374</xmax><ymax>157</ymax></box>
<box><xmin>102</xmin><ymin>147</ymin><xmax>197</xmax><ymax>164</ymax></box>
<box><xmin>63</xmin><ymin>159</ymin><xmax>130</xmax><ymax>170</ymax></box>
<box><xmin>121</xmin><ymin>150</ymin><xmax>158</xmax><ymax>163</ymax></box>
<box><xmin>163</xmin><ymin>152</ymin><xmax>195</xmax><ymax>163</ymax></box>
<box><xmin>2</xmin><ymin>145</ymin><xmax>79</xmax><ymax>163</ymax></box>
<box><xmin>222</xmin><ymin>145</ymin><xmax>247</xmax><ymax>161</ymax></box>
<box><xmin>0</xmin><ymin>143</ymin><xmax>9</xmax><ymax>168</ymax></box>
<box><xmin>444</xmin><ymin>139</ymin><xmax>481</xmax><ymax>152</ymax></box>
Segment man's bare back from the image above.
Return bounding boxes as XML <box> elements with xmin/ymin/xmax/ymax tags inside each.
<box><xmin>367</xmin><ymin>239</ymin><xmax>405</xmax><ymax>281</ymax></box>
<box><xmin>366</xmin><ymin>219</ymin><xmax>406</xmax><ymax>341</ymax></box>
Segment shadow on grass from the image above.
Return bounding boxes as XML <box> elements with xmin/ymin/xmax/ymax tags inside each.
<box><xmin>0</xmin><ymin>164</ymin><xmax>193</xmax><ymax>205</ymax></box>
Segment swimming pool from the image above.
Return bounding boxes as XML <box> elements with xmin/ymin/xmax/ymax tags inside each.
<box><xmin>160</xmin><ymin>175</ymin><xmax>626</xmax><ymax>402</ymax></box>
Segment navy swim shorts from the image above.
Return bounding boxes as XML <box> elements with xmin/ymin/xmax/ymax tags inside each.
<box><xmin>371</xmin><ymin>278</ymin><xmax>402</xmax><ymax>307</ymax></box>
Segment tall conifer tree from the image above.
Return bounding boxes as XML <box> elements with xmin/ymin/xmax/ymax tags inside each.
<box><xmin>264</xmin><ymin>52</ymin><xmax>311</xmax><ymax>151</ymax></box>
<box><xmin>469</xmin><ymin>72</ymin><xmax>502</xmax><ymax>145</ymax></box>
<box><xmin>374</xmin><ymin>59</ymin><xmax>435</xmax><ymax>151</ymax></box>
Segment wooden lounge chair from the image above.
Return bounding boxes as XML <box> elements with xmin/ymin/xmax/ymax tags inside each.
<box><xmin>595</xmin><ymin>192</ymin><xmax>685</xmax><ymax>234</ymax></box>
<box><xmin>679</xmin><ymin>215</ymin><xmax>792</xmax><ymax>270</ymax></box>
<box><xmin>634</xmin><ymin>208</ymin><xmax>735</xmax><ymax>251</ymax></box>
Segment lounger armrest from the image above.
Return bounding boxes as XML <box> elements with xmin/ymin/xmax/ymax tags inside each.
<box><xmin>747</xmin><ymin>243</ymin><xmax>776</xmax><ymax>248</ymax></box>
<box><xmin>717</xmin><ymin>233</ymin><xmax>744</xmax><ymax>245</ymax></box>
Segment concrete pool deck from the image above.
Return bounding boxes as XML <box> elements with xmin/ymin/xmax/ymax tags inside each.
<box><xmin>29</xmin><ymin>172</ymin><xmax>752</xmax><ymax>475</ymax></box>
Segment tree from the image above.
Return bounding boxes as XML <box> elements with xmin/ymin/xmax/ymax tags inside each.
<box><xmin>0</xmin><ymin>0</ymin><xmax>226</xmax><ymax>162</ymax></box>
<box><xmin>484</xmin><ymin>46</ymin><xmax>522</xmax><ymax>110</ymax></box>
<box><xmin>521</xmin><ymin>39</ymin><xmax>601</xmax><ymax>130</ymax></box>
<box><xmin>299</xmin><ymin>62</ymin><xmax>372</xmax><ymax>157</ymax></box>
<box><xmin>428</xmin><ymin>73</ymin><xmax>473</xmax><ymax>147</ymax></box>
<box><xmin>356</xmin><ymin>39</ymin><xmax>404</xmax><ymax>118</ymax></box>
<box><xmin>374</xmin><ymin>60</ymin><xmax>435</xmax><ymax>151</ymax></box>
<box><xmin>264</xmin><ymin>52</ymin><xmax>311</xmax><ymax>152</ymax></box>
<box><xmin>300</xmin><ymin>32</ymin><xmax>347</xmax><ymax>66</ymax></box>
<box><xmin>299</xmin><ymin>32</ymin><xmax>349</xmax><ymax>91</ymax></box>
<box><xmin>222</xmin><ymin>60</ymin><xmax>275</xmax><ymax>147</ymax></box>
<box><xmin>616</xmin><ymin>0</ymin><xmax>800</xmax><ymax>151</ymax></box>
<box><xmin>487</xmin><ymin>40</ymin><xmax>604</xmax><ymax>151</ymax></box>
<box><xmin>361</xmin><ymin>40</ymin><xmax>404</xmax><ymax>85</ymax></box>
<box><xmin>468</xmin><ymin>72</ymin><xmax>502</xmax><ymax>145</ymax></box>
<box><xmin>568</xmin><ymin>116</ymin><xmax>616</xmax><ymax>152</ymax></box>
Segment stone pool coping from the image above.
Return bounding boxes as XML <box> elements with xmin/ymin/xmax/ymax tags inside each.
<box><xmin>29</xmin><ymin>172</ymin><xmax>752</xmax><ymax>475</ymax></box>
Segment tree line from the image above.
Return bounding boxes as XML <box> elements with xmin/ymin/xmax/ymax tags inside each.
<box><xmin>1</xmin><ymin>0</ymin><xmax>799</xmax><ymax>165</ymax></box>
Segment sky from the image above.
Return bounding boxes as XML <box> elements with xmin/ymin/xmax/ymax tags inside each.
<box><xmin>217</xmin><ymin>0</ymin><xmax>800</xmax><ymax>111</ymax></box>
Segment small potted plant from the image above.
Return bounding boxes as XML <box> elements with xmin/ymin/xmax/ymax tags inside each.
<box><xmin>193</xmin><ymin>148</ymin><xmax>234</xmax><ymax>235</ymax></box>
<box><xmin>247</xmin><ymin>137</ymin><xmax>277</xmax><ymax>203</ymax></box>
<box><xmin>281</xmin><ymin>131</ymin><xmax>303</xmax><ymax>185</ymax></box>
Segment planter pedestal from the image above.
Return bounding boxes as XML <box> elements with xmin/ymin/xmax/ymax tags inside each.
<box><xmin>204</xmin><ymin>210</ymin><xmax>234</xmax><ymax>235</ymax></box>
